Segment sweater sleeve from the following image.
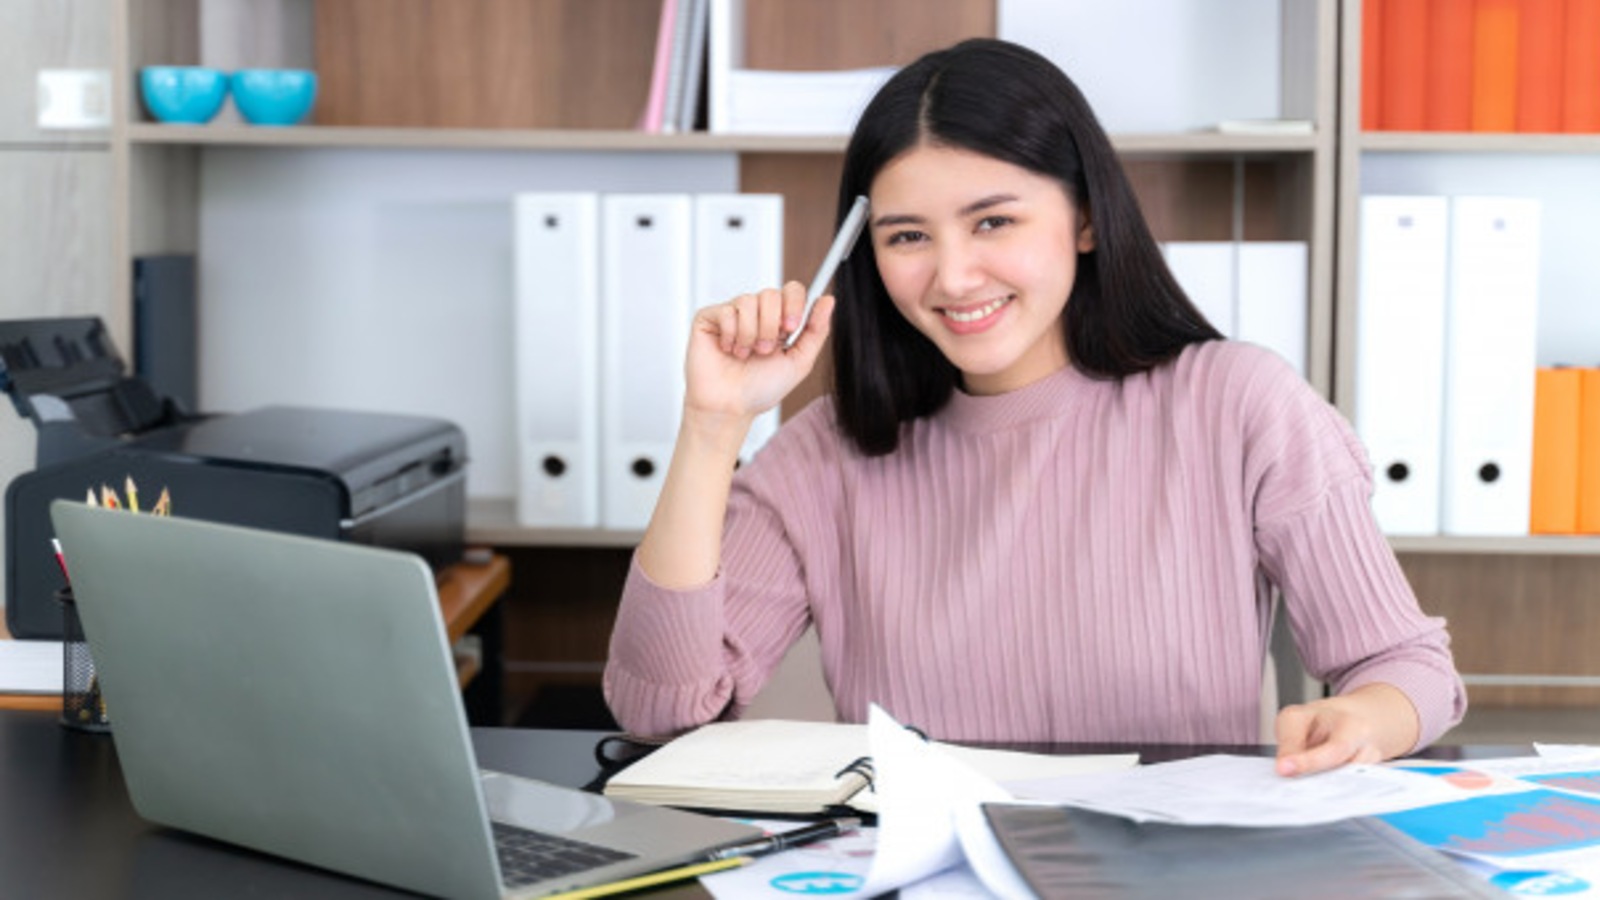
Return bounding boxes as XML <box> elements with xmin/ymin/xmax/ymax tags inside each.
<box><xmin>602</xmin><ymin>402</ymin><xmax>839</xmax><ymax>738</ymax></box>
<box><xmin>1232</xmin><ymin>346</ymin><xmax>1467</xmax><ymax>751</ymax></box>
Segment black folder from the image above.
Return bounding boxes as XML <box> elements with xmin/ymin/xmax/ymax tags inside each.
<box><xmin>981</xmin><ymin>803</ymin><xmax>1507</xmax><ymax>899</ymax></box>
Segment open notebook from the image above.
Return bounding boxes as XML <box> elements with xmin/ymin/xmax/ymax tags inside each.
<box><xmin>603</xmin><ymin>719</ymin><xmax>1137</xmax><ymax>815</ymax></box>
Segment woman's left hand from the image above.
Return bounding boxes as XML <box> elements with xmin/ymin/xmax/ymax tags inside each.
<box><xmin>1273</xmin><ymin>682</ymin><xmax>1421</xmax><ymax>777</ymax></box>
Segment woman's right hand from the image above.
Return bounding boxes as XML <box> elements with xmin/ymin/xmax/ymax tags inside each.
<box><xmin>684</xmin><ymin>280</ymin><xmax>835</xmax><ymax>427</ymax></box>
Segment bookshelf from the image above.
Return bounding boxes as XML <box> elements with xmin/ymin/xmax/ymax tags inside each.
<box><xmin>106</xmin><ymin>0</ymin><xmax>1340</xmax><ymax>546</ymax></box>
<box><xmin>84</xmin><ymin>0</ymin><xmax>1339</xmax><ymax>721</ymax></box>
<box><xmin>1335</xmin><ymin>0</ymin><xmax>1600</xmax><ymax>715</ymax></box>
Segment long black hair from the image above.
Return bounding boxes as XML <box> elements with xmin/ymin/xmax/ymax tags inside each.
<box><xmin>830</xmin><ymin>38</ymin><xmax>1222</xmax><ymax>456</ymax></box>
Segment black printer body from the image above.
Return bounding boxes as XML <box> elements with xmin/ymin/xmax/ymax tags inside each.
<box><xmin>2</xmin><ymin>317</ymin><xmax>467</xmax><ymax>639</ymax></box>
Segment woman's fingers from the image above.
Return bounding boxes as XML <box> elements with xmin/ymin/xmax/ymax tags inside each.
<box><xmin>730</xmin><ymin>293</ymin><xmax>759</xmax><ymax>358</ymax></box>
<box><xmin>709</xmin><ymin>287</ymin><xmax>805</xmax><ymax>359</ymax></box>
<box><xmin>779</xmin><ymin>281</ymin><xmax>808</xmax><ymax>344</ymax></box>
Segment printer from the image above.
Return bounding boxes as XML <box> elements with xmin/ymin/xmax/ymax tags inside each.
<box><xmin>2</xmin><ymin>317</ymin><xmax>467</xmax><ymax>639</ymax></box>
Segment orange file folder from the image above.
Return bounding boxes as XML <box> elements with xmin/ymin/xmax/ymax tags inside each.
<box><xmin>1565</xmin><ymin>0</ymin><xmax>1600</xmax><ymax>131</ymax></box>
<box><xmin>1472</xmin><ymin>0</ymin><xmax>1520</xmax><ymax>131</ymax></box>
<box><xmin>1516</xmin><ymin>0</ymin><xmax>1565</xmax><ymax>132</ymax></box>
<box><xmin>1578</xmin><ymin>369</ymin><xmax>1600</xmax><ymax>532</ymax></box>
<box><xmin>1429</xmin><ymin>0</ymin><xmax>1476</xmax><ymax>130</ymax></box>
<box><xmin>1364</xmin><ymin>0</ymin><xmax>1386</xmax><ymax>130</ymax></box>
<box><xmin>1531</xmin><ymin>366</ymin><xmax>1581</xmax><ymax>534</ymax></box>
<box><xmin>1382</xmin><ymin>0</ymin><xmax>1431</xmax><ymax>130</ymax></box>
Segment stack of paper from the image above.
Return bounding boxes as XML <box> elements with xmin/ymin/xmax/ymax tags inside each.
<box><xmin>0</xmin><ymin>639</ymin><xmax>63</xmax><ymax>694</ymax></box>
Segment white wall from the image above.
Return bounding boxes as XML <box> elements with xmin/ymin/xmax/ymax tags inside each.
<box><xmin>197</xmin><ymin>147</ymin><xmax>740</xmax><ymax>499</ymax></box>
<box><xmin>999</xmin><ymin>0</ymin><xmax>1283</xmax><ymax>132</ymax></box>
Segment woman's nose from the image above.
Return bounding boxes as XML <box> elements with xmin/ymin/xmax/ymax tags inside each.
<box><xmin>934</xmin><ymin>239</ymin><xmax>985</xmax><ymax>298</ymax></box>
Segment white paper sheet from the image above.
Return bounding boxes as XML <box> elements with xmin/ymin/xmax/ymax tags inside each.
<box><xmin>0</xmin><ymin>639</ymin><xmax>63</xmax><ymax>694</ymax></box>
<box><xmin>859</xmin><ymin>706</ymin><xmax>1029</xmax><ymax>897</ymax></box>
<box><xmin>1011</xmin><ymin>754</ymin><xmax>1467</xmax><ymax>826</ymax></box>
<box><xmin>700</xmin><ymin>820</ymin><xmax>876</xmax><ymax>898</ymax></box>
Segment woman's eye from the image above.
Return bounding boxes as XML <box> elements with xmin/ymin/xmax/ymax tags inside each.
<box><xmin>885</xmin><ymin>229</ymin><xmax>927</xmax><ymax>246</ymax></box>
<box><xmin>976</xmin><ymin>215</ymin><xmax>1013</xmax><ymax>232</ymax></box>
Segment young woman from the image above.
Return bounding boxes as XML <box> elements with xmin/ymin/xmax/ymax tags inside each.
<box><xmin>604</xmin><ymin>38</ymin><xmax>1465</xmax><ymax>776</ymax></box>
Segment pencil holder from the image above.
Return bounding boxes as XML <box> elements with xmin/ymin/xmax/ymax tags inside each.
<box><xmin>56</xmin><ymin>587</ymin><xmax>110</xmax><ymax>733</ymax></box>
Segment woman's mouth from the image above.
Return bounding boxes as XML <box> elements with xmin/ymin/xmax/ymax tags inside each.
<box><xmin>940</xmin><ymin>295</ymin><xmax>1014</xmax><ymax>332</ymax></box>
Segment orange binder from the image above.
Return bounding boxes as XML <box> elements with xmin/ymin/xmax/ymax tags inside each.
<box><xmin>1428</xmin><ymin>0</ymin><xmax>1476</xmax><ymax>130</ymax></box>
<box><xmin>1516</xmin><ymin>0</ymin><xmax>1565</xmax><ymax>132</ymax></box>
<box><xmin>1364</xmin><ymin>0</ymin><xmax>1386</xmax><ymax>130</ymax></box>
<box><xmin>1472</xmin><ymin>0</ymin><xmax>1521</xmax><ymax>131</ymax></box>
<box><xmin>1578</xmin><ymin>369</ymin><xmax>1600</xmax><ymax>532</ymax></box>
<box><xmin>1565</xmin><ymin>0</ymin><xmax>1600</xmax><ymax>131</ymax></box>
<box><xmin>1382</xmin><ymin>0</ymin><xmax>1431</xmax><ymax>130</ymax></box>
<box><xmin>1531</xmin><ymin>366</ymin><xmax>1581</xmax><ymax>534</ymax></box>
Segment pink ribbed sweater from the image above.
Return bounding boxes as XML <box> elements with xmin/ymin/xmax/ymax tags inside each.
<box><xmin>604</xmin><ymin>341</ymin><xmax>1466</xmax><ymax>746</ymax></box>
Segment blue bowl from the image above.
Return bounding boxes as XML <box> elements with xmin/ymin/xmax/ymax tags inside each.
<box><xmin>140</xmin><ymin>66</ymin><xmax>229</xmax><ymax>124</ymax></box>
<box><xmin>231</xmin><ymin>69</ymin><xmax>318</xmax><ymax>126</ymax></box>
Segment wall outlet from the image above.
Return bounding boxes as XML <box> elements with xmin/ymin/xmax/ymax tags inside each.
<box><xmin>37</xmin><ymin>69</ymin><xmax>112</xmax><ymax>129</ymax></box>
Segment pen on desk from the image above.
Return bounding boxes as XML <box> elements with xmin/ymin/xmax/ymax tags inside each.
<box><xmin>540</xmin><ymin>856</ymin><xmax>748</xmax><ymax>900</ymax></box>
<box><xmin>783</xmin><ymin>194</ymin><xmax>870</xmax><ymax>349</ymax></box>
<box><xmin>705</xmin><ymin>816</ymin><xmax>862</xmax><ymax>861</ymax></box>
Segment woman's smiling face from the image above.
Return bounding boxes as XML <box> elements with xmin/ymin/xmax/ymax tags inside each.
<box><xmin>868</xmin><ymin>143</ymin><xmax>1095</xmax><ymax>395</ymax></box>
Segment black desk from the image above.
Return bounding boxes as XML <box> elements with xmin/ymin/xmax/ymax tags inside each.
<box><xmin>0</xmin><ymin>708</ymin><xmax>1523</xmax><ymax>898</ymax></box>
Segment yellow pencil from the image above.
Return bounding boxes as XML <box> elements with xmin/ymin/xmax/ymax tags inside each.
<box><xmin>539</xmin><ymin>856</ymin><xmax>748</xmax><ymax>900</ymax></box>
<box><xmin>125</xmin><ymin>476</ymin><xmax>140</xmax><ymax>513</ymax></box>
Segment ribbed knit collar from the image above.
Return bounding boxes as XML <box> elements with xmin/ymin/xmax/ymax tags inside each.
<box><xmin>941</xmin><ymin>361</ymin><xmax>1097</xmax><ymax>433</ymax></box>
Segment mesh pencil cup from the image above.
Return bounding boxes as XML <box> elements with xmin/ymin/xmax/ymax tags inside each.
<box><xmin>56</xmin><ymin>587</ymin><xmax>110</xmax><ymax>733</ymax></box>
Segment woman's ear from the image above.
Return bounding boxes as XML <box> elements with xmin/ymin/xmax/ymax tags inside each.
<box><xmin>1076</xmin><ymin>213</ymin><xmax>1096</xmax><ymax>253</ymax></box>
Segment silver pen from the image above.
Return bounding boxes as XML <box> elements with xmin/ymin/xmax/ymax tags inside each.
<box><xmin>782</xmin><ymin>195</ymin><xmax>871</xmax><ymax>349</ymax></box>
<box><xmin>705</xmin><ymin>816</ymin><xmax>862</xmax><ymax>861</ymax></box>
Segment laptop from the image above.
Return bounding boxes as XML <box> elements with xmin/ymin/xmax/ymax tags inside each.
<box><xmin>49</xmin><ymin>501</ymin><xmax>759</xmax><ymax>899</ymax></box>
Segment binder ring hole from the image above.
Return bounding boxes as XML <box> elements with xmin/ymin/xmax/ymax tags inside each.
<box><xmin>543</xmin><ymin>215</ymin><xmax>559</xmax><ymax>229</ymax></box>
<box><xmin>636</xmin><ymin>216</ymin><xmax>653</xmax><ymax>229</ymax></box>
<box><xmin>631</xmin><ymin>458</ymin><xmax>656</xmax><ymax>479</ymax></box>
<box><xmin>727</xmin><ymin>216</ymin><xmax>744</xmax><ymax>229</ymax></box>
<box><xmin>1385</xmin><ymin>462</ymin><xmax>1410</xmax><ymax>483</ymax></box>
<box><xmin>1478</xmin><ymin>463</ymin><xmax>1501</xmax><ymax>484</ymax></box>
<box><xmin>541</xmin><ymin>455</ymin><xmax>567</xmax><ymax>477</ymax></box>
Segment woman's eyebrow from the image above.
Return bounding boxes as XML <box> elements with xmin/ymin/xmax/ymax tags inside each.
<box><xmin>959</xmin><ymin>193</ymin><xmax>1020</xmax><ymax>216</ymax></box>
<box><xmin>871</xmin><ymin>194</ymin><xmax>1020</xmax><ymax>229</ymax></box>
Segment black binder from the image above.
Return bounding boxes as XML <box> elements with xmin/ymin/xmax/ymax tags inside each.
<box><xmin>981</xmin><ymin>803</ymin><xmax>1507</xmax><ymax>900</ymax></box>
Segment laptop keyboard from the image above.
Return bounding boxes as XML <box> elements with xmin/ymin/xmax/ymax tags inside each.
<box><xmin>492</xmin><ymin>821</ymin><xmax>638</xmax><ymax>889</ymax></box>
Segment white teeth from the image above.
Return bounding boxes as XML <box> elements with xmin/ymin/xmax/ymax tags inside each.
<box><xmin>944</xmin><ymin>296</ymin><xmax>1011</xmax><ymax>323</ymax></box>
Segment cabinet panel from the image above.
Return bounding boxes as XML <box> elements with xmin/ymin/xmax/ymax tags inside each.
<box><xmin>312</xmin><ymin>0</ymin><xmax>663</xmax><ymax>129</ymax></box>
<box><xmin>0</xmin><ymin>150</ymin><xmax>114</xmax><ymax>317</ymax></box>
<box><xmin>0</xmin><ymin>0</ymin><xmax>112</xmax><ymax>143</ymax></box>
<box><xmin>1124</xmin><ymin>157</ymin><xmax>1312</xmax><ymax>243</ymax></box>
<box><xmin>1402</xmin><ymin>553</ymin><xmax>1600</xmax><ymax>707</ymax></box>
<box><xmin>743</xmin><ymin>0</ymin><xmax>994</xmax><ymax>70</ymax></box>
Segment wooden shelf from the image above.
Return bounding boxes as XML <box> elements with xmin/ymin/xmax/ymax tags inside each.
<box><xmin>467</xmin><ymin>498</ymin><xmax>643</xmax><ymax>548</ymax></box>
<box><xmin>1359</xmin><ymin>131</ymin><xmax>1600</xmax><ymax>154</ymax></box>
<box><xmin>436</xmin><ymin>554</ymin><xmax>512</xmax><ymax>645</ymax></box>
<box><xmin>125</xmin><ymin>123</ymin><xmax>1318</xmax><ymax>157</ymax></box>
<box><xmin>126</xmin><ymin>123</ymin><xmax>849</xmax><ymax>153</ymax></box>
<box><xmin>1389</xmin><ymin>535</ymin><xmax>1600</xmax><ymax>556</ymax></box>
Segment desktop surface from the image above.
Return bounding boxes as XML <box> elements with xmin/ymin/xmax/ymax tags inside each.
<box><xmin>0</xmin><ymin>708</ymin><xmax>1527</xmax><ymax>899</ymax></box>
